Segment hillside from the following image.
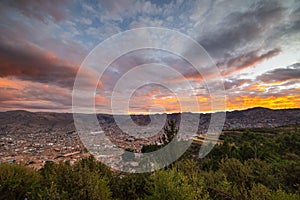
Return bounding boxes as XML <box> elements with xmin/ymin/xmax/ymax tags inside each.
<box><xmin>0</xmin><ymin>108</ymin><xmax>299</xmax><ymax>168</ymax></box>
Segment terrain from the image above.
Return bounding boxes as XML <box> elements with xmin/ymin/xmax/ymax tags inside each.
<box><xmin>0</xmin><ymin>107</ymin><xmax>299</xmax><ymax>168</ymax></box>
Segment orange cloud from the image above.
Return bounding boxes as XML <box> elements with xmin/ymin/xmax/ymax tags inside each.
<box><xmin>0</xmin><ymin>78</ymin><xmax>24</xmax><ymax>90</ymax></box>
<box><xmin>227</xmin><ymin>95</ymin><xmax>300</xmax><ymax>110</ymax></box>
<box><xmin>95</xmin><ymin>96</ymin><xmax>108</xmax><ymax>104</ymax></box>
<box><xmin>127</xmin><ymin>93</ymin><xmax>299</xmax><ymax>114</ymax></box>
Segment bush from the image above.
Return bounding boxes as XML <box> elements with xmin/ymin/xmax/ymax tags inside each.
<box><xmin>0</xmin><ymin>163</ymin><xmax>40</xmax><ymax>200</ymax></box>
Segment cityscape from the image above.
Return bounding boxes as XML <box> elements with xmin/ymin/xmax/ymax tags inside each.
<box><xmin>1</xmin><ymin>107</ymin><xmax>299</xmax><ymax>169</ymax></box>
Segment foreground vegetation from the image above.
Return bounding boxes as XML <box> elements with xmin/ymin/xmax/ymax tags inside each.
<box><xmin>0</xmin><ymin>125</ymin><xmax>300</xmax><ymax>200</ymax></box>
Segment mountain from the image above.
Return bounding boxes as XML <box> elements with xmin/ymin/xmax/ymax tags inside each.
<box><xmin>0</xmin><ymin>107</ymin><xmax>299</xmax><ymax>168</ymax></box>
<box><xmin>224</xmin><ymin>107</ymin><xmax>300</xmax><ymax>129</ymax></box>
<box><xmin>0</xmin><ymin>110</ymin><xmax>74</xmax><ymax>135</ymax></box>
<box><xmin>0</xmin><ymin>107</ymin><xmax>299</xmax><ymax>135</ymax></box>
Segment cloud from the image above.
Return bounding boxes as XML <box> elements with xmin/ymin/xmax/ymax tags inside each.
<box><xmin>198</xmin><ymin>1</ymin><xmax>285</xmax><ymax>59</ymax></box>
<box><xmin>256</xmin><ymin>63</ymin><xmax>300</xmax><ymax>83</ymax></box>
<box><xmin>0</xmin><ymin>77</ymin><xmax>72</xmax><ymax>112</ymax></box>
<box><xmin>224</xmin><ymin>79</ymin><xmax>250</xmax><ymax>90</ymax></box>
<box><xmin>270</xmin><ymin>2</ymin><xmax>300</xmax><ymax>41</ymax></box>
<box><xmin>0</xmin><ymin>41</ymin><xmax>78</xmax><ymax>89</ymax></box>
<box><xmin>168</xmin><ymin>47</ymin><xmax>280</xmax><ymax>85</ymax></box>
<box><xmin>0</xmin><ymin>3</ymin><xmax>89</xmax><ymax>65</ymax></box>
<box><xmin>2</xmin><ymin>0</ymin><xmax>70</xmax><ymax>23</ymax></box>
<box><xmin>0</xmin><ymin>0</ymin><xmax>299</xmax><ymax>112</ymax></box>
<box><xmin>226</xmin><ymin>93</ymin><xmax>300</xmax><ymax>110</ymax></box>
<box><xmin>98</xmin><ymin>0</ymin><xmax>160</xmax><ymax>22</ymax></box>
<box><xmin>221</xmin><ymin>48</ymin><xmax>281</xmax><ymax>76</ymax></box>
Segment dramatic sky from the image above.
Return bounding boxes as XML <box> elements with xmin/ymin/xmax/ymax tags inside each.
<box><xmin>0</xmin><ymin>0</ymin><xmax>299</xmax><ymax>113</ymax></box>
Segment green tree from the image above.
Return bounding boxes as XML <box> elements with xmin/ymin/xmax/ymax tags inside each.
<box><xmin>39</xmin><ymin>158</ymin><xmax>112</xmax><ymax>200</ymax></box>
<box><xmin>146</xmin><ymin>167</ymin><xmax>209</xmax><ymax>200</ymax></box>
<box><xmin>162</xmin><ymin>120</ymin><xmax>178</xmax><ymax>145</ymax></box>
<box><xmin>0</xmin><ymin>163</ymin><xmax>40</xmax><ymax>200</ymax></box>
<box><xmin>111</xmin><ymin>173</ymin><xmax>150</xmax><ymax>200</ymax></box>
<box><xmin>270</xmin><ymin>189</ymin><xmax>300</xmax><ymax>200</ymax></box>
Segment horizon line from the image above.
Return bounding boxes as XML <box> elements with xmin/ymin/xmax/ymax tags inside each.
<box><xmin>1</xmin><ymin>106</ymin><xmax>299</xmax><ymax>115</ymax></box>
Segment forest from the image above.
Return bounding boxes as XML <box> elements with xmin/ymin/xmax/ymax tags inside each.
<box><xmin>0</xmin><ymin>124</ymin><xmax>299</xmax><ymax>200</ymax></box>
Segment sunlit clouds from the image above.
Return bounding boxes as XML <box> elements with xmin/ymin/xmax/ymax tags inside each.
<box><xmin>0</xmin><ymin>0</ymin><xmax>299</xmax><ymax>113</ymax></box>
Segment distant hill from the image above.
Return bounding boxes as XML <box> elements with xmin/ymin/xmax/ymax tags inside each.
<box><xmin>0</xmin><ymin>110</ymin><xmax>74</xmax><ymax>134</ymax></box>
<box><xmin>224</xmin><ymin>107</ymin><xmax>300</xmax><ymax>129</ymax></box>
<box><xmin>0</xmin><ymin>107</ymin><xmax>299</xmax><ymax>134</ymax></box>
<box><xmin>0</xmin><ymin>107</ymin><xmax>299</xmax><ymax>168</ymax></box>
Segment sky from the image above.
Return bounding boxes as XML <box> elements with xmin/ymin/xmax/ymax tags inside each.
<box><xmin>0</xmin><ymin>0</ymin><xmax>299</xmax><ymax>114</ymax></box>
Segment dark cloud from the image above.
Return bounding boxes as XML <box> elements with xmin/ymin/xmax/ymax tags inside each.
<box><xmin>264</xmin><ymin>2</ymin><xmax>300</xmax><ymax>47</ymax></box>
<box><xmin>199</xmin><ymin>1</ymin><xmax>285</xmax><ymax>59</ymax></box>
<box><xmin>0</xmin><ymin>42</ymin><xmax>78</xmax><ymax>89</ymax></box>
<box><xmin>221</xmin><ymin>48</ymin><xmax>281</xmax><ymax>76</ymax></box>
<box><xmin>289</xmin><ymin>5</ymin><xmax>300</xmax><ymax>32</ymax></box>
<box><xmin>172</xmin><ymin>47</ymin><xmax>280</xmax><ymax>83</ymax></box>
<box><xmin>256</xmin><ymin>63</ymin><xmax>300</xmax><ymax>83</ymax></box>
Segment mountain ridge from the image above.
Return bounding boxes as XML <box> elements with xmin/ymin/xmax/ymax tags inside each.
<box><xmin>1</xmin><ymin>106</ymin><xmax>299</xmax><ymax>115</ymax></box>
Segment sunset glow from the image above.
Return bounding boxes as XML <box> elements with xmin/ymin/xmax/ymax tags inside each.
<box><xmin>0</xmin><ymin>0</ymin><xmax>299</xmax><ymax>113</ymax></box>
